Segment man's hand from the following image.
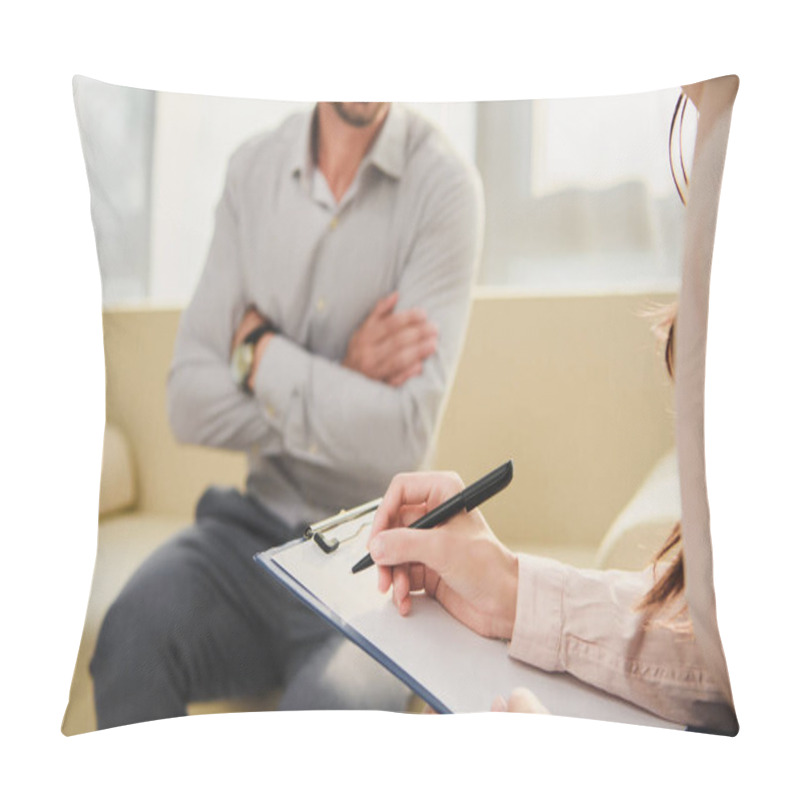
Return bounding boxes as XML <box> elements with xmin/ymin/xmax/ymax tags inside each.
<box><xmin>343</xmin><ymin>292</ymin><xmax>438</xmax><ymax>387</ymax></box>
<box><xmin>231</xmin><ymin>305</ymin><xmax>274</xmax><ymax>393</ymax></box>
<box><xmin>231</xmin><ymin>306</ymin><xmax>266</xmax><ymax>353</ymax></box>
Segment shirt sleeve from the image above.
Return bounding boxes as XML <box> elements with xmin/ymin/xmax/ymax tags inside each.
<box><xmin>247</xmin><ymin>164</ymin><xmax>484</xmax><ymax>483</ymax></box>
<box><xmin>167</xmin><ymin>151</ymin><xmax>280</xmax><ymax>453</ymax></box>
<box><xmin>168</xmin><ymin>146</ymin><xmax>484</xmax><ymax>488</ymax></box>
<box><xmin>508</xmin><ymin>553</ymin><xmax>736</xmax><ymax>732</ymax></box>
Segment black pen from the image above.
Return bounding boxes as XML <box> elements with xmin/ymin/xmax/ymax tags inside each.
<box><xmin>351</xmin><ymin>460</ymin><xmax>513</xmax><ymax>574</ymax></box>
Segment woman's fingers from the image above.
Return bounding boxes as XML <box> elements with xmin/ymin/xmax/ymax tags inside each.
<box><xmin>376</xmin><ymin>563</ymin><xmax>393</xmax><ymax>594</ymax></box>
<box><xmin>392</xmin><ymin>564</ymin><xmax>412</xmax><ymax>616</ymax></box>
<box><xmin>370</xmin><ymin>527</ymin><xmax>447</xmax><ymax>575</ymax></box>
<box><xmin>491</xmin><ymin>695</ymin><xmax>508</xmax><ymax>712</ymax></box>
<box><xmin>399</xmin><ymin>504</ymin><xmax>429</xmax><ymax>527</ymax></box>
<box><xmin>509</xmin><ymin>688</ymin><xmax>548</xmax><ymax>712</ymax></box>
<box><xmin>371</xmin><ymin>472</ymin><xmax>464</xmax><ymax>540</ymax></box>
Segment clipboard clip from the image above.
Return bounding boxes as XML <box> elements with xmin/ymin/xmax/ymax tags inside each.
<box><xmin>304</xmin><ymin>497</ymin><xmax>381</xmax><ymax>554</ymax></box>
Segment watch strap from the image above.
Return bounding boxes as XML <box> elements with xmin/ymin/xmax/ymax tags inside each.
<box><xmin>239</xmin><ymin>319</ymin><xmax>278</xmax><ymax>394</ymax></box>
<box><xmin>243</xmin><ymin>320</ymin><xmax>277</xmax><ymax>345</ymax></box>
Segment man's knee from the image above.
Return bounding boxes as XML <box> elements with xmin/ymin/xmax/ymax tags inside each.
<box><xmin>90</xmin><ymin>541</ymin><xmax>209</xmax><ymax>684</ymax></box>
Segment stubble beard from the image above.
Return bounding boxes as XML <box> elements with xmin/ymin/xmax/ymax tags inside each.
<box><xmin>331</xmin><ymin>102</ymin><xmax>387</xmax><ymax>128</ymax></box>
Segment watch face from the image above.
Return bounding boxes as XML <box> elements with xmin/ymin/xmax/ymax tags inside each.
<box><xmin>231</xmin><ymin>343</ymin><xmax>254</xmax><ymax>385</ymax></box>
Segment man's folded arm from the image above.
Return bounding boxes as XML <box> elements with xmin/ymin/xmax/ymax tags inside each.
<box><xmin>168</xmin><ymin>156</ymin><xmax>484</xmax><ymax>486</ymax></box>
<box><xmin>167</xmin><ymin>167</ymin><xmax>281</xmax><ymax>453</ymax></box>
<box><xmin>250</xmin><ymin>168</ymin><xmax>483</xmax><ymax>482</ymax></box>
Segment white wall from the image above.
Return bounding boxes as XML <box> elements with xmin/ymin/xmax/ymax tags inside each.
<box><xmin>148</xmin><ymin>96</ymin><xmax>477</xmax><ymax>305</ymax></box>
<box><xmin>148</xmin><ymin>94</ymin><xmax>309</xmax><ymax>304</ymax></box>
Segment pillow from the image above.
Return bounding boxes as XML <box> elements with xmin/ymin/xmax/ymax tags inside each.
<box><xmin>672</xmin><ymin>76</ymin><xmax>740</xmax><ymax>732</ymax></box>
<box><xmin>98</xmin><ymin>423</ymin><xmax>137</xmax><ymax>518</ymax></box>
<box><xmin>65</xmin><ymin>76</ymin><xmax>738</xmax><ymax>735</ymax></box>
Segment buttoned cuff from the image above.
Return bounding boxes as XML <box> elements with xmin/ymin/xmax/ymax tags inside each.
<box><xmin>251</xmin><ymin>334</ymin><xmax>309</xmax><ymax>423</ymax></box>
<box><xmin>508</xmin><ymin>553</ymin><xmax>567</xmax><ymax>673</ymax></box>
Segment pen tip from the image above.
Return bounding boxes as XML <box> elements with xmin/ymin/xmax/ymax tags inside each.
<box><xmin>352</xmin><ymin>554</ymin><xmax>373</xmax><ymax>573</ymax></box>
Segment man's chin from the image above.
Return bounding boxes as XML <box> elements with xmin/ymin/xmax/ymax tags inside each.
<box><xmin>332</xmin><ymin>102</ymin><xmax>387</xmax><ymax>128</ymax></box>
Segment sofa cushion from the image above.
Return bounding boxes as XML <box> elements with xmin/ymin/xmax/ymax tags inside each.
<box><xmin>62</xmin><ymin>511</ymin><xmax>193</xmax><ymax>736</ymax></box>
<box><xmin>98</xmin><ymin>423</ymin><xmax>137</xmax><ymax>518</ymax></box>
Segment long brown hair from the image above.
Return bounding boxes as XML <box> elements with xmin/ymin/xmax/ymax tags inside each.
<box><xmin>637</xmin><ymin>91</ymin><xmax>691</xmax><ymax>615</ymax></box>
<box><xmin>636</xmin><ymin>302</ymin><xmax>684</xmax><ymax>614</ymax></box>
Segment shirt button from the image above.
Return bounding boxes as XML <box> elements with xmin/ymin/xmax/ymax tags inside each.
<box><xmin>309</xmin><ymin>443</ymin><xmax>319</xmax><ymax>455</ymax></box>
<box><xmin>265</xmin><ymin>404</ymin><xmax>277</xmax><ymax>417</ymax></box>
<box><xmin>329</xmin><ymin>217</ymin><xmax>338</xmax><ymax>230</ymax></box>
<box><xmin>316</xmin><ymin>298</ymin><xmax>327</xmax><ymax>312</ymax></box>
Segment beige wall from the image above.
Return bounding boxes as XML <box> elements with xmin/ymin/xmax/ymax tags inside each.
<box><xmin>103</xmin><ymin>290</ymin><xmax>675</xmax><ymax>550</ymax></box>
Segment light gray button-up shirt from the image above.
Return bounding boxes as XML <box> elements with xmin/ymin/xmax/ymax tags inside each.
<box><xmin>168</xmin><ymin>104</ymin><xmax>484</xmax><ymax>528</ymax></box>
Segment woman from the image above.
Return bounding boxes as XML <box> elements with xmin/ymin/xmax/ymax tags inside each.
<box><xmin>366</xmin><ymin>78</ymin><xmax>739</xmax><ymax>733</ymax></box>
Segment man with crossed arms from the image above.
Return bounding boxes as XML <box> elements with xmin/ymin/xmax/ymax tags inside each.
<box><xmin>90</xmin><ymin>101</ymin><xmax>484</xmax><ymax>727</ymax></box>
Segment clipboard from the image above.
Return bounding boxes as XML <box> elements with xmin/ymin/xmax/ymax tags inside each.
<box><xmin>254</xmin><ymin>503</ymin><xmax>683</xmax><ymax>728</ymax></box>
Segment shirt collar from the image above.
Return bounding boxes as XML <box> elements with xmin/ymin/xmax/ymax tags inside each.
<box><xmin>288</xmin><ymin>108</ymin><xmax>317</xmax><ymax>184</ymax></box>
<box><xmin>289</xmin><ymin>103</ymin><xmax>408</xmax><ymax>184</ymax></box>
<box><xmin>364</xmin><ymin>104</ymin><xmax>406</xmax><ymax>179</ymax></box>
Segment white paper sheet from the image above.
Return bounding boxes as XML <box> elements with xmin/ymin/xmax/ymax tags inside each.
<box><xmin>257</xmin><ymin>514</ymin><xmax>682</xmax><ymax>727</ymax></box>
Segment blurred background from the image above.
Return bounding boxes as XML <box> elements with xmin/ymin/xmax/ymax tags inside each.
<box><xmin>73</xmin><ymin>78</ymin><xmax>692</xmax><ymax>305</ymax></box>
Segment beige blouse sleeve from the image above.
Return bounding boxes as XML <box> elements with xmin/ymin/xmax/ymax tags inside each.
<box><xmin>508</xmin><ymin>553</ymin><xmax>736</xmax><ymax>732</ymax></box>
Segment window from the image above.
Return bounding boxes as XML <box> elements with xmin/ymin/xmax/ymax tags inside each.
<box><xmin>475</xmin><ymin>89</ymin><xmax>693</xmax><ymax>293</ymax></box>
<box><xmin>76</xmin><ymin>81</ymin><xmax>691</xmax><ymax>305</ymax></box>
<box><xmin>74</xmin><ymin>77</ymin><xmax>155</xmax><ymax>304</ymax></box>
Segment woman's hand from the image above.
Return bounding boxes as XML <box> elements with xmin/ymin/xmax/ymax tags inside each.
<box><xmin>491</xmin><ymin>688</ymin><xmax>550</xmax><ymax>714</ymax></box>
<box><xmin>368</xmin><ymin>471</ymin><xmax>519</xmax><ymax>640</ymax></box>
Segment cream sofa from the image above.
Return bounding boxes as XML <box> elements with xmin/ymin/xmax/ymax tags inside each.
<box><xmin>62</xmin><ymin>291</ymin><xmax>680</xmax><ymax>735</ymax></box>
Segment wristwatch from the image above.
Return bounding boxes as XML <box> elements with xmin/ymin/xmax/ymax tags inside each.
<box><xmin>230</xmin><ymin>320</ymin><xmax>277</xmax><ymax>393</ymax></box>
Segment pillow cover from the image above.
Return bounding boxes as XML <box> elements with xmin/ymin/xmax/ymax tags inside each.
<box><xmin>63</xmin><ymin>76</ymin><xmax>738</xmax><ymax>735</ymax></box>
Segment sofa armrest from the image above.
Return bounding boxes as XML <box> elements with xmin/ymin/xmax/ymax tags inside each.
<box><xmin>98</xmin><ymin>422</ymin><xmax>137</xmax><ymax>517</ymax></box>
<box><xmin>595</xmin><ymin>449</ymin><xmax>680</xmax><ymax>571</ymax></box>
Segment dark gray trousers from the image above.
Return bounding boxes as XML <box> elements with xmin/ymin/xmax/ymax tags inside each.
<box><xmin>90</xmin><ymin>487</ymin><xmax>410</xmax><ymax>729</ymax></box>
